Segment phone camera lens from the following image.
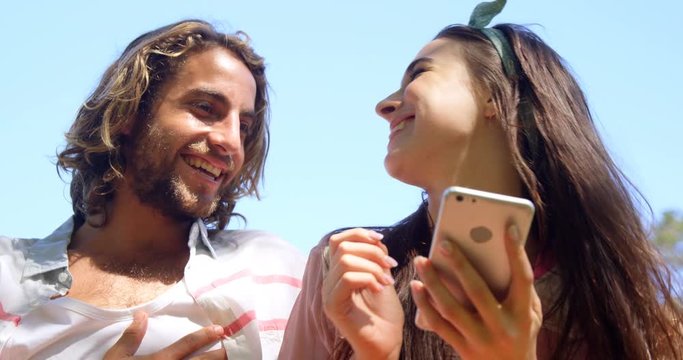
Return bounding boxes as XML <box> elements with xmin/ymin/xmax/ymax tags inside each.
<box><xmin>456</xmin><ymin>195</ymin><xmax>464</xmax><ymax>202</ymax></box>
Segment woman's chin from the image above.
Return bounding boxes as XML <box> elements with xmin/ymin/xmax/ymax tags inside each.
<box><xmin>385</xmin><ymin>154</ymin><xmax>419</xmax><ymax>188</ymax></box>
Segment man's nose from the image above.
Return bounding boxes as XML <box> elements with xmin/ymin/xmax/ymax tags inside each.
<box><xmin>207</xmin><ymin>113</ymin><xmax>242</xmax><ymax>156</ymax></box>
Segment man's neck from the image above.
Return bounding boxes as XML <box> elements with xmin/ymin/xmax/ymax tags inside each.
<box><xmin>70</xmin><ymin>186</ymin><xmax>193</xmax><ymax>261</ymax></box>
<box><xmin>64</xmin><ymin>185</ymin><xmax>194</xmax><ymax>303</ymax></box>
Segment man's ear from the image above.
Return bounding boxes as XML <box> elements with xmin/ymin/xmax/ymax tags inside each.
<box><xmin>121</xmin><ymin>119</ymin><xmax>134</xmax><ymax>136</ymax></box>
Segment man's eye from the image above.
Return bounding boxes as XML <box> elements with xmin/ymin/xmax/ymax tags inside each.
<box><xmin>192</xmin><ymin>101</ymin><xmax>214</xmax><ymax>116</ymax></box>
<box><xmin>240</xmin><ymin>121</ymin><xmax>253</xmax><ymax>136</ymax></box>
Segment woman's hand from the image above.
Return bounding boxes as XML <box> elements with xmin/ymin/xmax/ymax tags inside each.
<box><xmin>322</xmin><ymin>228</ymin><xmax>403</xmax><ymax>360</ymax></box>
<box><xmin>410</xmin><ymin>224</ymin><xmax>542</xmax><ymax>360</ymax></box>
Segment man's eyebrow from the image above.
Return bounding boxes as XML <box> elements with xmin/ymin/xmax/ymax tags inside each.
<box><xmin>185</xmin><ymin>87</ymin><xmax>228</xmax><ymax>105</ymax></box>
<box><xmin>241</xmin><ymin>110</ymin><xmax>257</xmax><ymax>121</ymax></box>
<box><xmin>185</xmin><ymin>87</ymin><xmax>257</xmax><ymax>118</ymax></box>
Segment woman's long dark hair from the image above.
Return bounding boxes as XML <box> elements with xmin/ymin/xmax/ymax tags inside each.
<box><xmin>334</xmin><ymin>23</ymin><xmax>682</xmax><ymax>359</ymax></box>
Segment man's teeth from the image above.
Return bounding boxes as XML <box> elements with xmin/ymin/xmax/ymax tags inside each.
<box><xmin>186</xmin><ymin>157</ymin><xmax>222</xmax><ymax>178</ymax></box>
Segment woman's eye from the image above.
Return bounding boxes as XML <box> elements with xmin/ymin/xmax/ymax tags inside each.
<box><xmin>409</xmin><ymin>68</ymin><xmax>427</xmax><ymax>81</ymax></box>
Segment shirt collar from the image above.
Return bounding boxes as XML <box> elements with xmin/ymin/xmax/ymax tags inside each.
<box><xmin>22</xmin><ymin>218</ymin><xmax>74</xmax><ymax>278</ymax></box>
<box><xmin>22</xmin><ymin>217</ymin><xmax>217</xmax><ymax>279</ymax></box>
<box><xmin>188</xmin><ymin>218</ymin><xmax>217</xmax><ymax>259</ymax></box>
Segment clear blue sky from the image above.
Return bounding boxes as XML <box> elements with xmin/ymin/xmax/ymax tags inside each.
<box><xmin>1</xmin><ymin>1</ymin><xmax>681</xmax><ymax>254</ymax></box>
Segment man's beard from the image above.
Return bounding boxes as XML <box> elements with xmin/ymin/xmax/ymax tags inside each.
<box><xmin>128</xmin><ymin>123</ymin><xmax>223</xmax><ymax>221</ymax></box>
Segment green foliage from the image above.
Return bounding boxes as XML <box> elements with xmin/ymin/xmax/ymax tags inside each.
<box><xmin>653</xmin><ymin>211</ymin><xmax>683</xmax><ymax>248</ymax></box>
<box><xmin>652</xmin><ymin>210</ymin><xmax>683</xmax><ymax>266</ymax></box>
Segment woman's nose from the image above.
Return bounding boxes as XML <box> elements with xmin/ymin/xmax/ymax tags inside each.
<box><xmin>375</xmin><ymin>92</ymin><xmax>401</xmax><ymax>122</ymax></box>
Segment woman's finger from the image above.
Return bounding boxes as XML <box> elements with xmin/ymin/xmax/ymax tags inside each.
<box><xmin>410</xmin><ymin>279</ymin><xmax>468</xmax><ymax>351</ymax></box>
<box><xmin>413</xmin><ymin>256</ymin><xmax>482</xmax><ymax>337</ymax></box>
<box><xmin>324</xmin><ymin>271</ymin><xmax>388</xmax><ymax>309</ymax></box>
<box><xmin>425</xmin><ymin>237</ymin><xmax>504</xmax><ymax>332</ymax></box>
<box><xmin>326</xmin><ymin>252</ymin><xmax>395</xmax><ymax>292</ymax></box>
<box><xmin>328</xmin><ymin>228</ymin><xmax>384</xmax><ymax>257</ymax></box>
<box><xmin>331</xmin><ymin>240</ymin><xmax>398</xmax><ymax>270</ymax></box>
<box><xmin>503</xmin><ymin>224</ymin><xmax>534</xmax><ymax>317</ymax></box>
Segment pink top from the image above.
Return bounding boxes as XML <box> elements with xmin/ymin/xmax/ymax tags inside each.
<box><xmin>279</xmin><ymin>242</ymin><xmax>337</xmax><ymax>359</ymax></box>
<box><xmin>279</xmin><ymin>236</ymin><xmax>586</xmax><ymax>359</ymax></box>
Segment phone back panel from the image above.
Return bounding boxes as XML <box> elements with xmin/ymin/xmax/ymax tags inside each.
<box><xmin>429</xmin><ymin>187</ymin><xmax>535</xmax><ymax>298</ymax></box>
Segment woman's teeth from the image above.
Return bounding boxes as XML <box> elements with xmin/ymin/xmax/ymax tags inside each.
<box><xmin>392</xmin><ymin>121</ymin><xmax>406</xmax><ymax>135</ymax></box>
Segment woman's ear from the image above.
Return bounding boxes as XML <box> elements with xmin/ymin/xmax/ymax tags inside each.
<box><xmin>484</xmin><ymin>98</ymin><xmax>496</xmax><ymax>119</ymax></box>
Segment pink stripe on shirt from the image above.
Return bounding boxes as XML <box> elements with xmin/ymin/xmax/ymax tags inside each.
<box><xmin>223</xmin><ymin>311</ymin><xmax>289</xmax><ymax>335</ymax></box>
<box><xmin>258</xmin><ymin>318</ymin><xmax>288</xmax><ymax>331</ymax></box>
<box><xmin>192</xmin><ymin>269</ymin><xmax>302</xmax><ymax>298</ymax></box>
<box><xmin>224</xmin><ymin>310</ymin><xmax>256</xmax><ymax>336</ymax></box>
<box><xmin>0</xmin><ymin>303</ymin><xmax>20</xmax><ymax>326</ymax></box>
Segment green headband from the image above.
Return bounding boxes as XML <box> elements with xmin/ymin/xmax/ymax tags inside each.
<box><xmin>468</xmin><ymin>0</ymin><xmax>519</xmax><ymax>78</ymax></box>
<box><xmin>468</xmin><ymin>0</ymin><xmax>540</xmax><ymax>157</ymax></box>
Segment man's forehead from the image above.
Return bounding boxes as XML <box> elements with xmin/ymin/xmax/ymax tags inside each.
<box><xmin>164</xmin><ymin>48</ymin><xmax>257</xmax><ymax>105</ymax></box>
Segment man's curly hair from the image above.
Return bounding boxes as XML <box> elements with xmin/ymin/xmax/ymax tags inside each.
<box><xmin>57</xmin><ymin>19</ymin><xmax>269</xmax><ymax>230</ymax></box>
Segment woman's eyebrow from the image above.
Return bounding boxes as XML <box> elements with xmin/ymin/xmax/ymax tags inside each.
<box><xmin>405</xmin><ymin>57</ymin><xmax>433</xmax><ymax>75</ymax></box>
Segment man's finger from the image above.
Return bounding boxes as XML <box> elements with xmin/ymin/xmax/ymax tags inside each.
<box><xmin>104</xmin><ymin>311</ymin><xmax>149</xmax><ymax>359</ymax></box>
<box><xmin>190</xmin><ymin>348</ymin><xmax>229</xmax><ymax>360</ymax></box>
<box><xmin>160</xmin><ymin>325</ymin><xmax>225</xmax><ymax>358</ymax></box>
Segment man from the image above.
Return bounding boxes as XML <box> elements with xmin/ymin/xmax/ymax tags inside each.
<box><xmin>0</xmin><ymin>20</ymin><xmax>304</xmax><ymax>359</ymax></box>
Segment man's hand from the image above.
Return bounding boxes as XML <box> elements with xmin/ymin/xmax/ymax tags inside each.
<box><xmin>104</xmin><ymin>311</ymin><xmax>227</xmax><ymax>360</ymax></box>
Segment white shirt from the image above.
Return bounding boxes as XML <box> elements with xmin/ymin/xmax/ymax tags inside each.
<box><xmin>4</xmin><ymin>281</ymin><xmax>223</xmax><ymax>359</ymax></box>
<box><xmin>0</xmin><ymin>218</ymin><xmax>305</xmax><ymax>359</ymax></box>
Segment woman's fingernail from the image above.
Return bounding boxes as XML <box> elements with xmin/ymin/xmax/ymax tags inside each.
<box><xmin>383</xmin><ymin>273</ymin><xmax>395</xmax><ymax>285</ymax></box>
<box><xmin>384</xmin><ymin>255</ymin><xmax>399</xmax><ymax>268</ymax></box>
<box><xmin>508</xmin><ymin>224</ymin><xmax>521</xmax><ymax>244</ymax></box>
<box><xmin>368</xmin><ymin>230</ymin><xmax>384</xmax><ymax>241</ymax></box>
<box><xmin>413</xmin><ymin>256</ymin><xmax>426</xmax><ymax>275</ymax></box>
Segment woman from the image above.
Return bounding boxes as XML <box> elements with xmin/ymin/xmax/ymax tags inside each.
<box><xmin>279</xmin><ymin>2</ymin><xmax>683</xmax><ymax>359</ymax></box>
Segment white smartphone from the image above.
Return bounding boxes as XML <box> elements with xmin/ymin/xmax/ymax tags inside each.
<box><xmin>428</xmin><ymin>186</ymin><xmax>535</xmax><ymax>304</ymax></box>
